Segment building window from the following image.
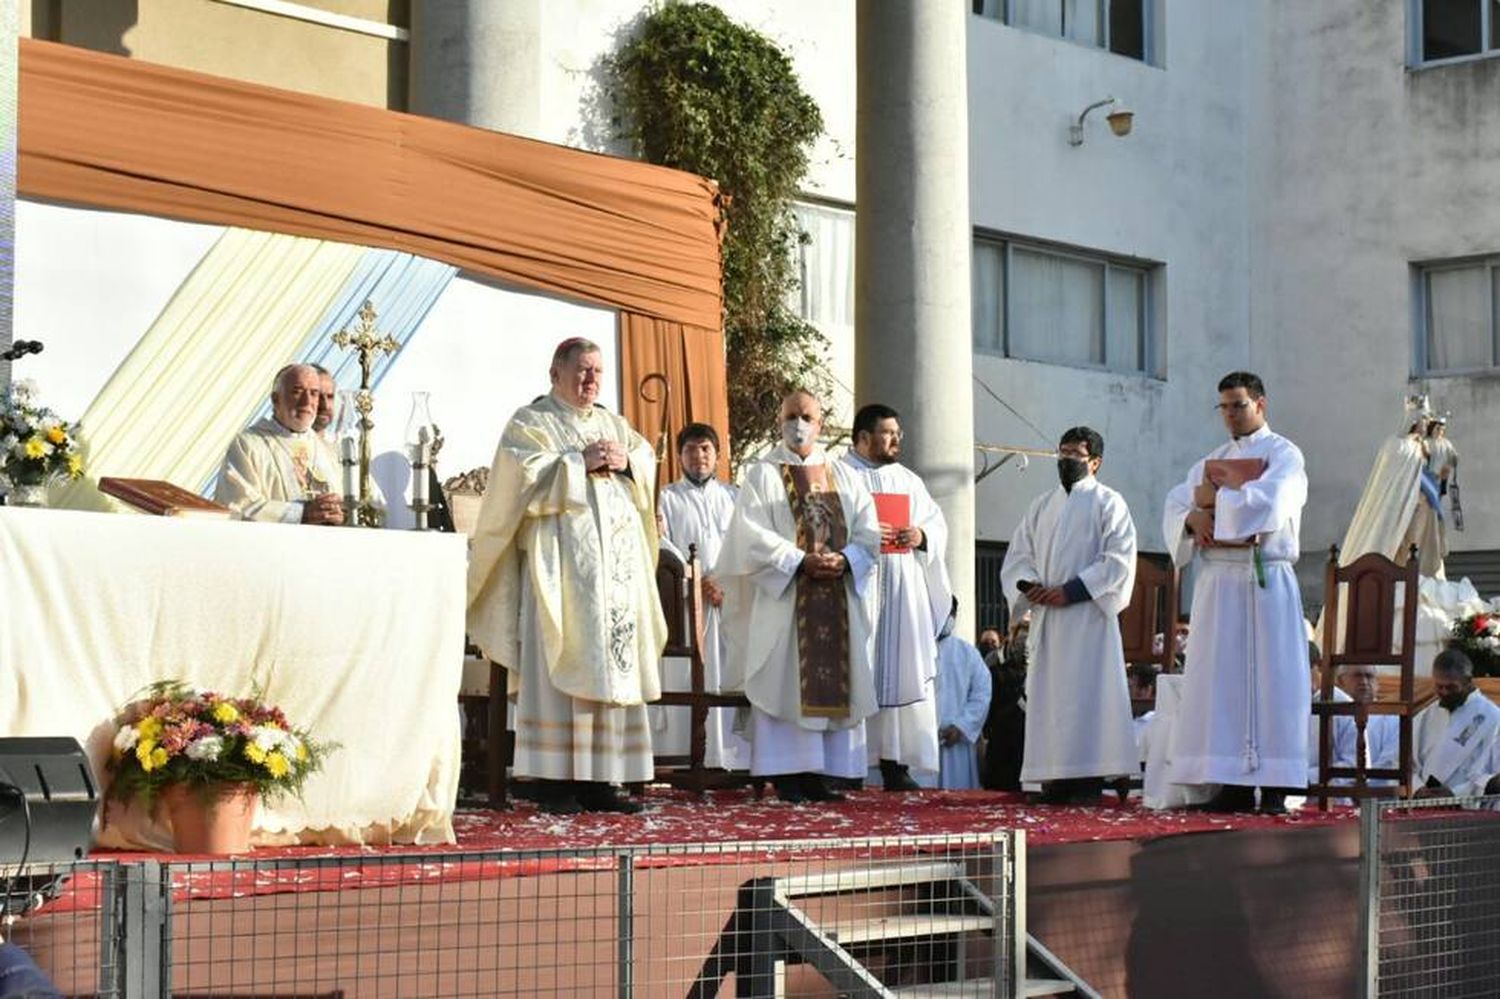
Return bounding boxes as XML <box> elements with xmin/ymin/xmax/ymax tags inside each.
<box><xmin>792</xmin><ymin>202</ymin><xmax>855</xmax><ymax>330</ymax></box>
<box><xmin>1417</xmin><ymin>257</ymin><xmax>1500</xmax><ymax>374</ymax></box>
<box><xmin>1412</xmin><ymin>0</ymin><xmax>1500</xmax><ymax>65</ymax></box>
<box><xmin>973</xmin><ymin>0</ymin><xmax>1152</xmax><ymax>64</ymax></box>
<box><xmin>972</xmin><ymin>233</ymin><xmax>1159</xmax><ymax>376</ymax></box>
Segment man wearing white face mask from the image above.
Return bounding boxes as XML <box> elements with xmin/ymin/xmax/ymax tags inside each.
<box><xmin>716</xmin><ymin>390</ymin><xmax>882</xmax><ymax>803</ymax></box>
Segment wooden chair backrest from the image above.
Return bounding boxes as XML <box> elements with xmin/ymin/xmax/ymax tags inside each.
<box><xmin>1119</xmin><ymin>553</ymin><xmax>1178</xmax><ymax>673</ymax></box>
<box><xmin>656</xmin><ymin>544</ymin><xmax>703</xmax><ymax>658</ymax></box>
<box><xmin>1321</xmin><ymin>547</ymin><xmax>1419</xmax><ymax>704</ymax></box>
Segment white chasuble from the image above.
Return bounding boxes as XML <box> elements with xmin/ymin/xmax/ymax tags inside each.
<box><xmin>1162</xmin><ymin>424</ymin><xmax>1310</xmax><ymax>789</ymax></box>
<box><xmin>716</xmin><ymin>445</ymin><xmax>881</xmax><ymax>776</ymax></box>
<box><xmin>214</xmin><ymin>417</ymin><xmax>340</xmax><ymax>523</ymax></box>
<box><xmin>466</xmin><ymin>394</ymin><xmax>666</xmax><ymax>782</ymax></box>
<box><xmin>1414</xmin><ymin>692</ymin><xmax>1500</xmax><ymax>798</ymax></box>
<box><xmin>935</xmin><ymin>634</ymin><xmax>991</xmax><ymax>789</ymax></box>
<box><xmin>654</xmin><ymin>477</ymin><xmax>748</xmax><ymax>769</ymax></box>
<box><xmin>1001</xmin><ymin>476</ymin><xmax>1139</xmax><ymax>782</ymax></box>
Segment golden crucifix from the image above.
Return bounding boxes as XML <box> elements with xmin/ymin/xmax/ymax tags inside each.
<box><xmin>332</xmin><ymin>300</ymin><xmax>399</xmax><ymax>527</ymax></box>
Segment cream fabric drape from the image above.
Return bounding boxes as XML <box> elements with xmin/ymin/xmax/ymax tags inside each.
<box><xmin>54</xmin><ymin>229</ymin><xmax>364</xmax><ymax>510</ymax></box>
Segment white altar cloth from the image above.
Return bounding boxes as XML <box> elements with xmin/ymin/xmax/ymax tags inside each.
<box><xmin>0</xmin><ymin>508</ymin><xmax>465</xmax><ymax>848</ymax></box>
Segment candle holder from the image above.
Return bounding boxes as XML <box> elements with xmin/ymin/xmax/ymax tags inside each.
<box><xmin>332</xmin><ymin>300</ymin><xmax>399</xmax><ymax>528</ymax></box>
<box><xmin>335</xmin><ymin>389</ymin><xmax>360</xmax><ymax>521</ymax></box>
<box><xmin>405</xmin><ymin>392</ymin><xmax>438</xmax><ymax>531</ymax></box>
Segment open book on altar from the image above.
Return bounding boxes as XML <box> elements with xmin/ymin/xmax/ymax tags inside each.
<box><xmin>872</xmin><ymin>492</ymin><xmax>911</xmax><ymax>554</ymax></box>
<box><xmin>1204</xmin><ymin>458</ymin><xmax>1266</xmax><ymax>489</ymax></box>
<box><xmin>99</xmin><ymin>477</ymin><xmax>233</xmax><ymax>519</ymax></box>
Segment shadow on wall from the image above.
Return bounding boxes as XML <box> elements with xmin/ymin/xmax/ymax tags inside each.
<box><xmin>386</xmin><ymin>0</ymin><xmax>409</xmax><ymax>111</ymax></box>
<box><xmin>33</xmin><ymin>0</ymin><xmax>138</xmax><ymax>55</ymax></box>
<box><xmin>568</xmin><ymin>9</ymin><xmax>649</xmax><ymax>157</ymax></box>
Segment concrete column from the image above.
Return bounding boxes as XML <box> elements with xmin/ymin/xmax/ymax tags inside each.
<box><xmin>855</xmin><ymin>1</ymin><xmax>976</xmax><ymax>634</ymax></box>
<box><xmin>408</xmin><ymin>0</ymin><xmax>543</xmax><ymax>137</ymax></box>
<box><xmin>0</xmin><ymin>0</ymin><xmax>16</xmax><ymax>387</ymax></box>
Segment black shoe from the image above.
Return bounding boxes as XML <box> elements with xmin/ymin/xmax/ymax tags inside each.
<box><xmin>1111</xmin><ymin>777</ymin><xmax>1133</xmax><ymax>804</ymax></box>
<box><xmin>1030</xmin><ymin>780</ymin><xmax>1074</xmax><ymax>805</ymax></box>
<box><xmin>1066</xmin><ymin>778</ymin><xmax>1105</xmax><ymax>806</ymax></box>
<box><xmin>772</xmin><ymin>775</ymin><xmax>808</xmax><ymax>804</ymax></box>
<box><xmin>801</xmin><ymin>774</ymin><xmax>847</xmax><ymax>803</ymax></box>
<box><xmin>1191</xmin><ymin>785</ymin><xmax>1256</xmax><ymax>814</ymax></box>
<box><xmin>1258</xmin><ymin>787</ymin><xmax>1293</xmax><ymax>816</ymax></box>
<box><xmin>536</xmin><ymin>780</ymin><xmax>582</xmax><ymax>815</ymax></box>
<box><xmin>576</xmin><ymin>782</ymin><xmax>643</xmax><ymax>814</ymax></box>
<box><xmin>879</xmin><ymin>760</ymin><xmax>921</xmax><ymax>792</ymax></box>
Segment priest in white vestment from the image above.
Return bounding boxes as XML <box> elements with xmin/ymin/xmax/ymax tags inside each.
<box><xmin>934</xmin><ymin>605</ymin><xmax>991</xmax><ymax>790</ymax></box>
<box><xmin>1163</xmin><ymin>371</ymin><xmax>1309</xmax><ymax>814</ymax></box>
<box><xmin>716</xmin><ymin>390</ymin><xmax>881</xmax><ymax>803</ymax></box>
<box><xmin>654</xmin><ymin>421</ymin><xmax>748</xmax><ymax>770</ymax></box>
<box><xmin>214</xmin><ymin>363</ymin><xmax>345</xmax><ymax>525</ymax></box>
<box><xmin>466</xmin><ymin>338</ymin><xmax>667</xmax><ymax>815</ymax></box>
<box><xmin>1413</xmin><ymin>649</ymin><xmax>1500</xmax><ymax>799</ymax></box>
<box><xmin>840</xmin><ymin>403</ymin><xmax>952</xmax><ymax>791</ymax></box>
<box><xmin>1002</xmin><ymin>426</ymin><xmax>1139</xmax><ymax>805</ymax></box>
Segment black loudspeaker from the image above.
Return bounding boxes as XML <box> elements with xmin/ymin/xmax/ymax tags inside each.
<box><xmin>0</xmin><ymin>737</ymin><xmax>98</xmax><ymax>867</ymax></box>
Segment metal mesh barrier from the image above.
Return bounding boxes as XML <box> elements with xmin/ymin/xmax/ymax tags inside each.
<box><xmin>1363</xmin><ymin>795</ymin><xmax>1500</xmax><ymax>998</ymax></box>
<box><xmin>5</xmin><ymin>832</ymin><xmax>1021</xmax><ymax>998</ymax></box>
<box><xmin>2</xmin><ymin>860</ymin><xmax>133</xmax><ymax>997</ymax></box>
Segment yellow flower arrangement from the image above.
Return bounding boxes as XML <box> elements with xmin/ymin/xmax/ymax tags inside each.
<box><xmin>2</xmin><ymin>379</ymin><xmax>85</xmax><ymax>488</ymax></box>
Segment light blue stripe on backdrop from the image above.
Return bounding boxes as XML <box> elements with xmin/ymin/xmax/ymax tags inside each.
<box><xmin>238</xmin><ymin>249</ymin><xmax>458</xmax><ymax>433</ymax></box>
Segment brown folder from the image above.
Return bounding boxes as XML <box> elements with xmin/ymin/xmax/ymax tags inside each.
<box><xmin>98</xmin><ymin>477</ymin><xmax>233</xmax><ymax>519</ymax></box>
<box><xmin>1204</xmin><ymin>458</ymin><xmax>1266</xmax><ymax>490</ymax></box>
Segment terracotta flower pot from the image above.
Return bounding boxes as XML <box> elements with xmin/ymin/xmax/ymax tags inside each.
<box><xmin>161</xmin><ymin>784</ymin><xmax>258</xmax><ymax>855</ymax></box>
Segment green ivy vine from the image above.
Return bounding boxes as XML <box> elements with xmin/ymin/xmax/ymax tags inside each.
<box><xmin>609</xmin><ymin>1</ymin><xmax>830</xmax><ymax>466</ymax></box>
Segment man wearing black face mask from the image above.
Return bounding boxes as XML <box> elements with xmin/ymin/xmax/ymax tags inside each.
<box><xmin>655</xmin><ymin>423</ymin><xmax>749</xmax><ymax>770</ymax></box>
<box><xmin>1000</xmin><ymin>427</ymin><xmax>1139</xmax><ymax>805</ymax></box>
<box><xmin>1413</xmin><ymin>649</ymin><xmax>1500</xmax><ymax>798</ymax></box>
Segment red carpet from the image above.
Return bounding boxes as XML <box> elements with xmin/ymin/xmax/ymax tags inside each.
<box><xmin>43</xmin><ymin>789</ymin><xmax>1356</xmax><ymax>912</ymax></box>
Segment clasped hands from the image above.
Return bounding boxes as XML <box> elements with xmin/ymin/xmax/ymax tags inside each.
<box><xmin>1186</xmin><ymin>479</ymin><xmax>1219</xmax><ymax>548</ymax></box>
<box><xmin>302</xmin><ymin>492</ymin><xmax>346</xmax><ymax>526</ymax></box>
<box><xmin>800</xmin><ymin>550</ymin><xmax>848</xmax><ymax>580</ymax></box>
<box><xmin>879</xmin><ymin>522</ymin><xmax>923</xmax><ymax>550</ymax></box>
<box><xmin>1022</xmin><ymin>582</ymin><xmax>1069</xmax><ymax>607</ymax></box>
<box><xmin>582</xmin><ymin>440</ymin><xmax>629</xmax><ymax>474</ymax></box>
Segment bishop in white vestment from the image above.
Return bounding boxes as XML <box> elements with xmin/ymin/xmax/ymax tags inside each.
<box><xmin>716</xmin><ymin>390</ymin><xmax>881</xmax><ymax>803</ymax></box>
<box><xmin>1001</xmin><ymin>426</ymin><xmax>1138</xmax><ymax>802</ymax></box>
<box><xmin>840</xmin><ymin>404</ymin><xmax>952</xmax><ymax>790</ymax></box>
<box><xmin>1163</xmin><ymin>372</ymin><xmax>1309</xmax><ymax>813</ymax></box>
<box><xmin>1413</xmin><ymin>649</ymin><xmax>1500</xmax><ymax>799</ymax></box>
<box><xmin>654</xmin><ymin>422</ymin><xmax>748</xmax><ymax>770</ymax></box>
<box><xmin>214</xmin><ymin>364</ymin><xmax>344</xmax><ymax>525</ymax></box>
<box><xmin>466</xmin><ymin>338</ymin><xmax>667</xmax><ymax>814</ymax></box>
<box><xmin>935</xmin><ymin>618</ymin><xmax>991</xmax><ymax>790</ymax></box>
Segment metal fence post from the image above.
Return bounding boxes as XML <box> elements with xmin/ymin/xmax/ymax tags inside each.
<box><xmin>119</xmin><ymin>861</ymin><xmax>170</xmax><ymax>999</ymax></box>
<box><xmin>617</xmin><ymin>850</ymin><xmax>634</xmax><ymax>999</ymax></box>
<box><xmin>1010</xmin><ymin>829</ymin><xmax>1027</xmax><ymax>999</ymax></box>
<box><xmin>1356</xmin><ymin>799</ymin><xmax>1381</xmax><ymax>999</ymax></box>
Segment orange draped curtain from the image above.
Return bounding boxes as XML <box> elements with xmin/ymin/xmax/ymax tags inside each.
<box><xmin>16</xmin><ymin>38</ymin><xmax>728</xmax><ymax>464</ymax></box>
<box><xmin>619</xmin><ymin>314</ymin><xmax>731</xmax><ymax>488</ymax></box>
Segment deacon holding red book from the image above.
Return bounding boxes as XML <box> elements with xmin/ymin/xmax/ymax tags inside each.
<box><xmin>840</xmin><ymin>404</ymin><xmax>953</xmax><ymax>792</ymax></box>
<box><xmin>1162</xmin><ymin>371</ymin><xmax>1310</xmax><ymax>814</ymax></box>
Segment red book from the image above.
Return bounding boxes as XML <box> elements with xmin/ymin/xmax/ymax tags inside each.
<box><xmin>1204</xmin><ymin>458</ymin><xmax>1266</xmax><ymax>489</ymax></box>
<box><xmin>872</xmin><ymin>492</ymin><xmax>911</xmax><ymax>554</ymax></box>
<box><xmin>99</xmin><ymin>477</ymin><xmax>233</xmax><ymax>519</ymax></box>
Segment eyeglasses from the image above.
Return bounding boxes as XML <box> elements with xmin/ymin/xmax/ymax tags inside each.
<box><xmin>1214</xmin><ymin>400</ymin><xmax>1254</xmax><ymax>413</ymax></box>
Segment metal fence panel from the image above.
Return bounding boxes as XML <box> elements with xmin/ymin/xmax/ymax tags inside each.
<box><xmin>7</xmin><ymin>832</ymin><xmax>1019</xmax><ymax>998</ymax></box>
<box><xmin>1365</xmin><ymin>795</ymin><xmax>1500</xmax><ymax>999</ymax></box>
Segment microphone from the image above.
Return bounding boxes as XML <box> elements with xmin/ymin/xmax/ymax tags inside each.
<box><xmin>1</xmin><ymin>341</ymin><xmax>43</xmax><ymax>362</ymax></box>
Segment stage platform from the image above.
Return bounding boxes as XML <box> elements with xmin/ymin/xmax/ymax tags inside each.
<box><xmin>23</xmin><ymin>790</ymin><xmax>1361</xmax><ymax>997</ymax></box>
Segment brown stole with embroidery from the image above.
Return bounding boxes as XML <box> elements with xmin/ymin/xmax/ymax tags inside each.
<box><xmin>781</xmin><ymin>463</ymin><xmax>852</xmax><ymax>718</ymax></box>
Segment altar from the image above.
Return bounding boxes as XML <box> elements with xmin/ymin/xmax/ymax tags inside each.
<box><xmin>0</xmin><ymin>507</ymin><xmax>465</xmax><ymax>848</ymax></box>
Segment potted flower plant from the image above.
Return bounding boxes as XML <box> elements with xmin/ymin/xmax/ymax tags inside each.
<box><xmin>0</xmin><ymin>378</ymin><xmax>84</xmax><ymax>507</ymax></box>
<box><xmin>108</xmin><ymin>681</ymin><xmax>333</xmax><ymax>854</ymax></box>
<box><xmin>1449</xmin><ymin>609</ymin><xmax>1500</xmax><ymax>678</ymax></box>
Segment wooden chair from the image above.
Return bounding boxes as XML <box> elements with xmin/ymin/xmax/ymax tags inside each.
<box><xmin>444</xmin><ymin>467</ymin><xmax>513</xmax><ymax>809</ymax></box>
<box><xmin>652</xmin><ymin>544</ymin><xmax>754</xmax><ymax>794</ymax></box>
<box><xmin>1115</xmin><ymin>555</ymin><xmax>1179</xmax><ymax>794</ymax></box>
<box><xmin>1310</xmin><ymin>545</ymin><xmax>1423</xmax><ymax>811</ymax></box>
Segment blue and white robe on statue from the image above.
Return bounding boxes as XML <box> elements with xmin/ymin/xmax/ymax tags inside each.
<box><xmin>935</xmin><ymin>634</ymin><xmax>991</xmax><ymax>789</ymax></box>
<box><xmin>1001</xmin><ymin>475</ymin><xmax>1139</xmax><ymax>783</ymax></box>
<box><xmin>1413</xmin><ymin>691</ymin><xmax>1500</xmax><ymax>798</ymax></box>
<box><xmin>654</xmin><ymin>476</ymin><xmax>750</xmax><ymax>769</ymax></box>
<box><xmin>1163</xmin><ymin>424</ymin><xmax>1310</xmax><ymax>791</ymax></box>
<box><xmin>840</xmin><ymin>452</ymin><xmax>952</xmax><ymax>778</ymax></box>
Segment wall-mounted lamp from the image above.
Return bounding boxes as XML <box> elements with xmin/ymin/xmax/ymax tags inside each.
<box><xmin>1069</xmin><ymin>97</ymin><xmax>1134</xmax><ymax>146</ymax></box>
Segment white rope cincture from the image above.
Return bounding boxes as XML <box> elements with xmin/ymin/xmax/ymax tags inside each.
<box><xmin>1243</xmin><ymin>549</ymin><xmax>1260</xmax><ymax>775</ymax></box>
